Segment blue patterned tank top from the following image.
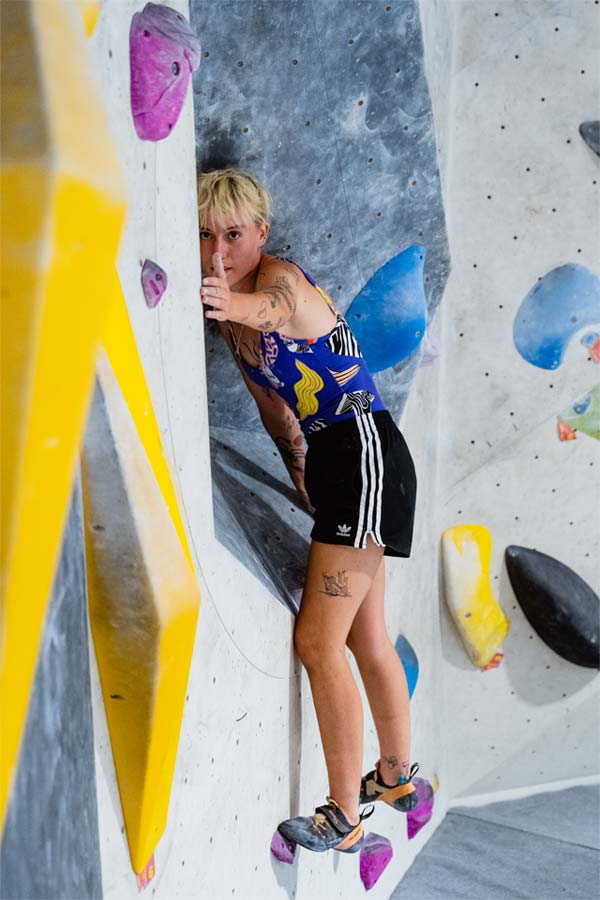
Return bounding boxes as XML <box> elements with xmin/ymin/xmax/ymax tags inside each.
<box><xmin>233</xmin><ymin>257</ymin><xmax>385</xmax><ymax>437</ymax></box>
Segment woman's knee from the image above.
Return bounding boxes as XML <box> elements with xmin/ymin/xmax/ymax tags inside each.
<box><xmin>346</xmin><ymin>631</ymin><xmax>393</xmax><ymax>669</ymax></box>
<box><xmin>293</xmin><ymin>623</ymin><xmax>344</xmax><ymax>668</ymax></box>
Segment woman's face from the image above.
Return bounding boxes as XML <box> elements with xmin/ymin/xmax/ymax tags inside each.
<box><xmin>199</xmin><ymin>210</ymin><xmax>269</xmax><ymax>290</ymax></box>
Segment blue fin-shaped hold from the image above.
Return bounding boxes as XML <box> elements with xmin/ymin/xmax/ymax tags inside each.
<box><xmin>505</xmin><ymin>545</ymin><xmax>599</xmax><ymax>669</ymax></box>
<box><xmin>345</xmin><ymin>245</ymin><xmax>427</xmax><ymax>373</ymax></box>
<box><xmin>579</xmin><ymin>121</ymin><xmax>600</xmax><ymax>157</ymax></box>
<box><xmin>513</xmin><ymin>264</ymin><xmax>600</xmax><ymax>370</ymax></box>
<box><xmin>394</xmin><ymin>633</ymin><xmax>419</xmax><ymax>698</ymax></box>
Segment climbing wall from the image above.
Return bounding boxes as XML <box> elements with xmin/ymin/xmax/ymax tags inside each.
<box><xmin>2</xmin><ymin>1</ymin><xmax>596</xmax><ymax>899</ymax></box>
<box><xmin>418</xmin><ymin>0</ymin><xmax>600</xmax><ymax>801</ymax></box>
<box><xmin>191</xmin><ymin>0</ymin><xmax>451</xmax><ymax>616</ymax></box>
<box><xmin>0</xmin><ymin>0</ymin><xmax>447</xmax><ymax>897</ymax></box>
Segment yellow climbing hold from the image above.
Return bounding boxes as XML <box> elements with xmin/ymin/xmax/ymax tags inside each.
<box><xmin>441</xmin><ymin>524</ymin><xmax>510</xmax><ymax>668</ymax></box>
<box><xmin>294</xmin><ymin>360</ymin><xmax>324</xmax><ymax>420</ymax></box>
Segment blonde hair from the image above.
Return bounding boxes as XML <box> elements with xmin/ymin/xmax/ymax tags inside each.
<box><xmin>197</xmin><ymin>167</ymin><xmax>272</xmax><ymax>229</ymax></box>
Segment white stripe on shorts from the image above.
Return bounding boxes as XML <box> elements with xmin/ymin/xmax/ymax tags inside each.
<box><xmin>354</xmin><ymin>413</ymin><xmax>385</xmax><ymax>549</ymax></box>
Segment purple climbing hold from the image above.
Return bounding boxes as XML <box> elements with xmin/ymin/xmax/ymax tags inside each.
<box><xmin>130</xmin><ymin>3</ymin><xmax>201</xmax><ymax>141</ymax></box>
<box><xmin>141</xmin><ymin>259</ymin><xmax>168</xmax><ymax>308</ymax></box>
<box><xmin>407</xmin><ymin>778</ymin><xmax>434</xmax><ymax>839</ymax></box>
<box><xmin>270</xmin><ymin>829</ymin><xmax>296</xmax><ymax>864</ymax></box>
<box><xmin>359</xmin><ymin>832</ymin><xmax>393</xmax><ymax>891</ymax></box>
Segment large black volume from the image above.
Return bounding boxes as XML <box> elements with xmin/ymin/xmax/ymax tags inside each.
<box><xmin>505</xmin><ymin>545</ymin><xmax>599</xmax><ymax>669</ymax></box>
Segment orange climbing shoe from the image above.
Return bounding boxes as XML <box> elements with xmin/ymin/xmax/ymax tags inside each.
<box><xmin>359</xmin><ymin>761</ymin><xmax>420</xmax><ymax>812</ymax></box>
<box><xmin>277</xmin><ymin>797</ymin><xmax>374</xmax><ymax>854</ymax></box>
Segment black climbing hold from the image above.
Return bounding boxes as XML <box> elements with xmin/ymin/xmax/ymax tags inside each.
<box><xmin>505</xmin><ymin>545</ymin><xmax>599</xmax><ymax>668</ymax></box>
<box><xmin>579</xmin><ymin>121</ymin><xmax>600</xmax><ymax>157</ymax></box>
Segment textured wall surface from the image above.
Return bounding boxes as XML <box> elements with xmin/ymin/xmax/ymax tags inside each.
<box><xmin>430</xmin><ymin>0</ymin><xmax>600</xmax><ymax>799</ymax></box>
<box><xmin>192</xmin><ymin>0</ymin><xmax>450</xmax><ymax>606</ymax></box>
<box><xmin>7</xmin><ymin>2</ymin><xmax>596</xmax><ymax>899</ymax></box>
<box><xmin>84</xmin><ymin>1</ymin><xmax>446</xmax><ymax>897</ymax></box>
<box><xmin>0</xmin><ymin>476</ymin><xmax>102</xmax><ymax>900</ymax></box>
<box><xmin>418</xmin><ymin>0</ymin><xmax>456</xmax><ymax>193</ymax></box>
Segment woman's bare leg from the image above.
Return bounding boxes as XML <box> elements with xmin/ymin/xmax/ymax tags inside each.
<box><xmin>346</xmin><ymin>558</ymin><xmax>412</xmax><ymax>786</ymax></box>
<box><xmin>294</xmin><ymin>537</ymin><xmax>384</xmax><ymax>825</ymax></box>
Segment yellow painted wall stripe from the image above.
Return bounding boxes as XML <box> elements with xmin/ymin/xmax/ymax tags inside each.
<box><xmin>83</xmin><ymin>353</ymin><xmax>200</xmax><ymax>871</ymax></box>
<box><xmin>102</xmin><ymin>274</ymin><xmax>195</xmax><ymax>570</ymax></box>
<box><xmin>0</xmin><ymin>0</ymin><xmax>125</xmax><ymax>834</ymax></box>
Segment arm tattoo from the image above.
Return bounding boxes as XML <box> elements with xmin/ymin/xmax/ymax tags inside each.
<box><xmin>257</xmin><ymin>299</ymin><xmax>267</xmax><ymax>319</ymax></box>
<box><xmin>274</xmin><ymin>436</ymin><xmax>305</xmax><ymax>474</ymax></box>
<box><xmin>320</xmin><ymin>570</ymin><xmax>351</xmax><ymax>597</ymax></box>
<box><xmin>263</xmin><ymin>275</ymin><xmax>297</xmax><ymax>318</ymax></box>
<box><xmin>258</xmin><ymin>317</ymin><xmax>286</xmax><ymax>333</ymax></box>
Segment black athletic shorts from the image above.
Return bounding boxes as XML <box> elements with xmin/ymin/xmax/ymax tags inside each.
<box><xmin>304</xmin><ymin>409</ymin><xmax>417</xmax><ymax>558</ymax></box>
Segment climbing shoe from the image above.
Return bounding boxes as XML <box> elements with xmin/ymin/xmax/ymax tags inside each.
<box><xmin>277</xmin><ymin>796</ymin><xmax>374</xmax><ymax>854</ymax></box>
<box><xmin>359</xmin><ymin>761</ymin><xmax>420</xmax><ymax>811</ymax></box>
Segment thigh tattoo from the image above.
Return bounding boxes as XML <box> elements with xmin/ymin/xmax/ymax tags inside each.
<box><xmin>320</xmin><ymin>570</ymin><xmax>351</xmax><ymax>597</ymax></box>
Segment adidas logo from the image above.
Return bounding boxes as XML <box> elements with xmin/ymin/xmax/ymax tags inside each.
<box><xmin>336</xmin><ymin>523</ymin><xmax>352</xmax><ymax>537</ymax></box>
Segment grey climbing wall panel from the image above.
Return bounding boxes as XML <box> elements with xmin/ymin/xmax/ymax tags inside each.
<box><xmin>0</xmin><ymin>474</ymin><xmax>102</xmax><ymax>900</ymax></box>
<box><xmin>191</xmin><ymin>0</ymin><xmax>450</xmax><ymax>606</ymax></box>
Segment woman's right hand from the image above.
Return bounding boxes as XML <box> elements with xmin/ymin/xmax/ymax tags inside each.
<box><xmin>297</xmin><ymin>486</ymin><xmax>316</xmax><ymax>518</ymax></box>
<box><xmin>273</xmin><ymin>434</ymin><xmax>315</xmax><ymax>517</ymax></box>
<box><xmin>201</xmin><ymin>253</ymin><xmax>234</xmax><ymax>321</ymax></box>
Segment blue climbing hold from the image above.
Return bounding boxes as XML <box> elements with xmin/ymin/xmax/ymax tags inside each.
<box><xmin>513</xmin><ymin>264</ymin><xmax>600</xmax><ymax>370</ymax></box>
<box><xmin>394</xmin><ymin>633</ymin><xmax>419</xmax><ymax>698</ymax></box>
<box><xmin>345</xmin><ymin>245</ymin><xmax>427</xmax><ymax>373</ymax></box>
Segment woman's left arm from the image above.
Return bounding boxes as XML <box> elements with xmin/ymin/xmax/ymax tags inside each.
<box><xmin>260</xmin><ymin>395</ymin><xmax>315</xmax><ymax>516</ymax></box>
<box><xmin>201</xmin><ymin>253</ymin><xmax>300</xmax><ymax>332</ymax></box>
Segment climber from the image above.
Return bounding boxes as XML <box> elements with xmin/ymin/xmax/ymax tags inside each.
<box><xmin>198</xmin><ymin>167</ymin><xmax>420</xmax><ymax>854</ymax></box>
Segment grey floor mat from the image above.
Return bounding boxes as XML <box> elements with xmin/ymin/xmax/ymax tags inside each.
<box><xmin>392</xmin><ymin>786</ymin><xmax>600</xmax><ymax>900</ymax></box>
<box><xmin>453</xmin><ymin>785</ymin><xmax>600</xmax><ymax>850</ymax></box>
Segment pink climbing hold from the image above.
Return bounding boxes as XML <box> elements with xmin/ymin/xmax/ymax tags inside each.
<box><xmin>359</xmin><ymin>832</ymin><xmax>393</xmax><ymax>891</ymax></box>
<box><xmin>130</xmin><ymin>3</ymin><xmax>201</xmax><ymax>141</ymax></box>
<box><xmin>141</xmin><ymin>259</ymin><xmax>168</xmax><ymax>308</ymax></box>
<box><xmin>407</xmin><ymin>778</ymin><xmax>435</xmax><ymax>839</ymax></box>
<box><xmin>270</xmin><ymin>829</ymin><xmax>296</xmax><ymax>864</ymax></box>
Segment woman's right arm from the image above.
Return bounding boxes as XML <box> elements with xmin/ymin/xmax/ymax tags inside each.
<box><xmin>216</xmin><ymin>321</ymin><xmax>314</xmax><ymax>514</ymax></box>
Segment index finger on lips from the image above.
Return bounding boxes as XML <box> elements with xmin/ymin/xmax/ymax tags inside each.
<box><xmin>212</xmin><ymin>252</ymin><xmax>225</xmax><ymax>278</ymax></box>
